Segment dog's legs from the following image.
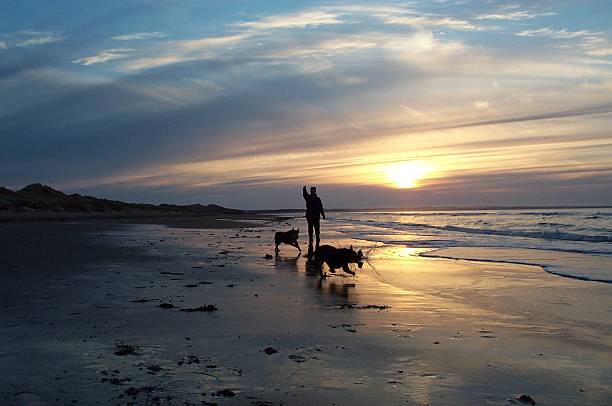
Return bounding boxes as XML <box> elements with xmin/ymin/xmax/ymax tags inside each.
<box><xmin>275</xmin><ymin>243</ymin><xmax>280</xmax><ymax>254</ymax></box>
<box><xmin>292</xmin><ymin>242</ymin><xmax>301</xmax><ymax>252</ymax></box>
<box><xmin>342</xmin><ymin>264</ymin><xmax>355</xmax><ymax>276</ymax></box>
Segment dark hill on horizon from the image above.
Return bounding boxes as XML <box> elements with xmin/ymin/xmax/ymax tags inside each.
<box><xmin>0</xmin><ymin>183</ymin><xmax>241</xmax><ymax>216</ymax></box>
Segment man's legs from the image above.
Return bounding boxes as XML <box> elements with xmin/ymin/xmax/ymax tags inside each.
<box><xmin>307</xmin><ymin>219</ymin><xmax>315</xmax><ymax>257</ymax></box>
<box><xmin>314</xmin><ymin>218</ymin><xmax>320</xmax><ymax>247</ymax></box>
<box><xmin>307</xmin><ymin>219</ymin><xmax>314</xmax><ymax>244</ymax></box>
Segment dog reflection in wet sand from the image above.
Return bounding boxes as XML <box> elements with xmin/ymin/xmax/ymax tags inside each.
<box><xmin>310</xmin><ymin>244</ymin><xmax>364</xmax><ymax>276</ymax></box>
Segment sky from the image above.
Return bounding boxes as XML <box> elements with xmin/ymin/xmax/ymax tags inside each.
<box><xmin>1</xmin><ymin>0</ymin><xmax>611</xmax><ymax>209</ymax></box>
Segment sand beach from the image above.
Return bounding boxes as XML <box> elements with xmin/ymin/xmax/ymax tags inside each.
<box><xmin>1</xmin><ymin>216</ymin><xmax>610</xmax><ymax>405</ymax></box>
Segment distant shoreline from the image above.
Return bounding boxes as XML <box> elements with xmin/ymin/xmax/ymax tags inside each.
<box><xmin>0</xmin><ymin>211</ymin><xmax>273</xmax><ymax>228</ymax></box>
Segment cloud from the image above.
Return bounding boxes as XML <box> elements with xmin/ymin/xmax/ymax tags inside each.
<box><xmin>473</xmin><ymin>100</ymin><xmax>491</xmax><ymax>109</ymax></box>
<box><xmin>585</xmin><ymin>46</ymin><xmax>612</xmax><ymax>56</ymax></box>
<box><xmin>324</xmin><ymin>4</ymin><xmax>482</xmax><ymax>31</ymax></box>
<box><xmin>379</xmin><ymin>14</ymin><xmax>480</xmax><ymax>31</ymax></box>
<box><xmin>476</xmin><ymin>10</ymin><xmax>556</xmax><ymax>21</ymax></box>
<box><xmin>515</xmin><ymin>27</ymin><xmax>612</xmax><ymax>56</ymax></box>
<box><xmin>112</xmin><ymin>32</ymin><xmax>167</xmax><ymax>40</ymax></box>
<box><xmin>235</xmin><ymin>10</ymin><xmax>342</xmax><ymax>30</ymax></box>
<box><xmin>72</xmin><ymin>48</ymin><xmax>134</xmax><ymax>65</ymax></box>
<box><xmin>178</xmin><ymin>34</ymin><xmax>248</xmax><ymax>51</ymax></box>
<box><xmin>120</xmin><ymin>55</ymin><xmax>188</xmax><ymax>71</ymax></box>
<box><xmin>98</xmin><ymin>5</ymin><xmax>475</xmax><ymax>74</ymax></box>
<box><xmin>516</xmin><ymin>27</ymin><xmax>595</xmax><ymax>39</ymax></box>
<box><xmin>119</xmin><ymin>34</ymin><xmax>247</xmax><ymax>71</ymax></box>
<box><xmin>0</xmin><ymin>30</ymin><xmax>64</xmax><ymax>48</ymax></box>
<box><xmin>15</xmin><ymin>36</ymin><xmax>63</xmax><ymax>47</ymax></box>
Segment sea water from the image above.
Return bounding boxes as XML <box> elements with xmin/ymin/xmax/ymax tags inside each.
<box><xmin>323</xmin><ymin>208</ymin><xmax>612</xmax><ymax>283</ymax></box>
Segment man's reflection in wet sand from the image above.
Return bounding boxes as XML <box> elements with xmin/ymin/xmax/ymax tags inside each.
<box><xmin>274</xmin><ymin>253</ymin><xmax>301</xmax><ymax>272</ymax></box>
<box><xmin>306</xmin><ymin>256</ymin><xmax>356</xmax><ymax>305</ymax></box>
<box><xmin>305</xmin><ymin>255</ymin><xmax>323</xmax><ymax>277</ymax></box>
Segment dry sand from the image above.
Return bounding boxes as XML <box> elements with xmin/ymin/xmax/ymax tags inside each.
<box><xmin>0</xmin><ymin>217</ymin><xmax>610</xmax><ymax>405</ymax></box>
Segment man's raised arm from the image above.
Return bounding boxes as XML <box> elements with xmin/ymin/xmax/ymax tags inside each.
<box><xmin>302</xmin><ymin>186</ymin><xmax>308</xmax><ymax>200</ymax></box>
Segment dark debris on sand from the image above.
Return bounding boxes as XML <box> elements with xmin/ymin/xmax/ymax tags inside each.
<box><xmin>263</xmin><ymin>347</ymin><xmax>277</xmax><ymax>355</ymax></box>
<box><xmin>211</xmin><ymin>389</ymin><xmax>236</xmax><ymax>397</ymax></box>
<box><xmin>114</xmin><ymin>340</ymin><xmax>137</xmax><ymax>356</ymax></box>
<box><xmin>288</xmin><ymin>355</ymin><xmax>306</xmax><ymax>363</ymax></box>
<box><xmin>158</xmin><ymin>303</ymin><xmax>175</xmax><ymax>309</ymax></box>
<box><xmin>180</xmin><ymin>305</ymin><xmax>218</xmax><ymax>312</ymax></box>
<box><xmin>130</xmin><ymin>298</ymin><xmax>156</xmax><ymax>303</ymax></box>
<box><xmin>331</xmin><ymin>304</ymin><xmax>390</xmax><ymax>310</ymax></box>
<box><xmin>177</xmin><ymin>355</ymin><xmax>201</xmax><ymax>366</ymax></box>
<box><xmin>511</xmin><ymin>394</ymin><xmax>536</xmax><ymax>405</ymax></box>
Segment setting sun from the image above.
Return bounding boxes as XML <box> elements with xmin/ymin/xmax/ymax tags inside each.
<box><xmin>384</xmin><ymin>161</ymin><xmax>432</xmax><ymax>189</ymax></box>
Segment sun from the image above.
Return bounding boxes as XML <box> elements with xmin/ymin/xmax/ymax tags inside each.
<box><xmin>384</xmin><ymin>161</ymin><xmax>431</xmax><ymax>189</ymax></box>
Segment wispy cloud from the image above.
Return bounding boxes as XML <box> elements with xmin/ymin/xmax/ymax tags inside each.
<box><xmin>515</xmin><ymin>27</ymin><xmax>612</xmax><ymax>56</ymax></box>
<box><xmin>583</xmin><ymin>45</ymin><xmax>612</xmax><ymax>56</ymax></box>
<box><xmin>178</xmin><ymin>34</ymin><xmax>247</xmax><ymax>51</ymax></box>
<box><xmin>72</xmin><ymin>48</ymin><xmax>134</xmax><ymax>66</ymax></box>
<box><xmin>15</xmin><ymin>36</ymin><xmax>63</xmax><ymax>47</ymax></box>
<box><xmin>235</xmin><ymin>10</ymin><xmax>342</xmax><ymax>30</ymax></box>
<box><xmin>1</xmin><ymin>30</ymin><xmax>64</xmax><ymax>48</ymax></box>
<box><xmin>382</xmin><ymin>14</ymin><xmax>479</xmax><ymax>31</ymax></box>
<box><xmin>516</xmin><ymin>27</ymin><xmax>595</xmax><ymax>39</ymax></box>
<box><xmin>473</xmin><ymin>100</ymin><xmax>491</xmax><ymax>109</ymax></box>
<box><xmin>120</xmin><ymin>55</ymin><xmax>187</xmax><ymax>72</ymax></box>
<box><xmin>120</xmin><ymin>34</ymin><xmax>247</xmax><ymax>71</ymax></box>
<box><xmin>324</xmin><ymin>4</ymin><xmax>482</xmax><ymax>31</ymax></box>
<box><xmin>112</xmin><ymin>32</ymin><xmax>167</xmax><ymax>40</ymax></box>
<box><xmin>476</xmin><ymin>10</ymin><xmax>555</xmax><ymax>21</ymax></box>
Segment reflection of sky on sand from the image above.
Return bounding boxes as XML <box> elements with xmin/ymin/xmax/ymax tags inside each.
<box><xmin>273</xmin><ymin>217</ymin><xmax>612</xmax><ymax>348</ymax></box>
<box><xmin>91</xmin><ymin>223</ymin><xmax>611</xmax><ymax>404</ymax></box>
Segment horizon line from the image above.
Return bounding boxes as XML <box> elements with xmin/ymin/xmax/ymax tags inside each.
<box><xmin>251</xmin><ymin>205</ymin><xmax>612</xmax><ymax>213</ymax></box>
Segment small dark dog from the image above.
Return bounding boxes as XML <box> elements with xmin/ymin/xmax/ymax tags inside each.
<box><xmin>274</xmin><ymin>228</ymin><xmax>301</xmax><ymax>253</ymax></box>
<box><xmin>315</xmin><ymin>244</ymin><xmax>364</xmax><ymax>275</ymax></box>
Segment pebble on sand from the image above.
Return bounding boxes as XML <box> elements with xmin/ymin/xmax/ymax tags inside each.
<box><xmin>513</xmin><ymin>394</ymin><xmax>536</xmax><ymax>405</ymax></box>
<box><xmin>159</xmin><ymin>303</ymin><xmax>175</xmax><ymax>309</ymax></box>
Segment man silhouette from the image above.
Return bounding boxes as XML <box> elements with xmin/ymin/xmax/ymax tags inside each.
<box><xmin>302</xmin><ymin>186</ymin><xmax>325</xmax><ymax>251</ymax></box>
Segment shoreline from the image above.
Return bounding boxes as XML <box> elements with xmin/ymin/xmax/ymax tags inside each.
<box><xmin>421</xmin><ymin>247</ymin><xmax>612</xmax><ymax>284</ymax></box>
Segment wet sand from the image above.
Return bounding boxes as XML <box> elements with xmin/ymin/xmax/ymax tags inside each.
<box><xmin>1</xmin><ymin>219</ymin><xmax>611</xmax><ymax>405</ymax></box>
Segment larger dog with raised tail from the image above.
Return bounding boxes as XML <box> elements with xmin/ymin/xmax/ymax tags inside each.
<box><xmin>315</xmin><ymin>245</ymin><xmax>363</xmax><ymax>275</ymax></box>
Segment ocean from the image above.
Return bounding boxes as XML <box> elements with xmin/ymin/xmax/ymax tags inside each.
<box><xmin>320</xmin><ymin>208</ymin><xmax>612</xmax><ymax>283</ymax></box>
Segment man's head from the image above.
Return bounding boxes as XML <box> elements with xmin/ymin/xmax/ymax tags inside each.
<box><xmin>310</xmin><ymin>186</ymin><xmax>317</xmax><ymax>195</ymax></box>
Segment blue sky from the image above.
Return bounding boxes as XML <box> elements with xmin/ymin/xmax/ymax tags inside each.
<box><xmin>1</xmin><ymin>1</ymin><xmax>611</xmax><ymax>208</ymax></box>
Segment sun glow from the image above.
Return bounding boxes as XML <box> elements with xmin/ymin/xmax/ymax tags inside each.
<box><xmin>384</xmin><ymin>161</ymin><xmax>432</xmax><ymax>189</ymax></box>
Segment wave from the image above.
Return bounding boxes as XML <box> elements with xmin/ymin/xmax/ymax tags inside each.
<box><xmin>342</xmin><ymin>231</ymin><xmax>612</xmax><ymax>256</ymax></box>
<box><xmin>437</xmin><ymin>224</ymin><xmax>612</xmax><ymax>243</ymax></box>
<box><xmin>340</xmin><ymin>218</ymin><xmax>612</xmax><ymax>244</ymax></box>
